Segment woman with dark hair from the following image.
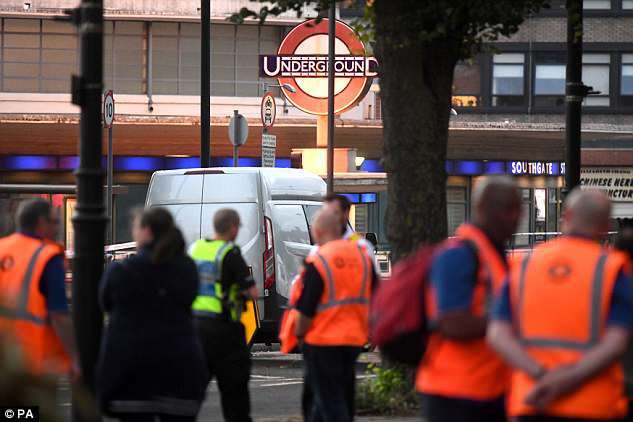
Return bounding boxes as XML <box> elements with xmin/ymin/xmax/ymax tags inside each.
<box><xmin>97</xmin><ymin>208</ymin><xmax>208</xmax><ymax>422</ymax></box>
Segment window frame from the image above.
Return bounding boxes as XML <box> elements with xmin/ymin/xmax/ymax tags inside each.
<box><xmin>452</xmin><ymin>57</ymin><xmax>483</xmax><ymax>110</ymax></box>
<box><xmin>491</xmin><ymin>52</ymin><xmax>528</xmax><ymax>110</ymax></box>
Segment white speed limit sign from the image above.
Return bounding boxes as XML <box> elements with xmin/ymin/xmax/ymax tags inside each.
<box><xmin>103</xmin><ymin>90</ymin><xmax>114</xmax><ymax>128</ymax></box>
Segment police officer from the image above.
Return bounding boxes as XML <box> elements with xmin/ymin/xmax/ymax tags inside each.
<box><xmin>295</xmin><ymin>208</ymin><xmax>378</xmax><ymax>422</ymax></box>
<box><xmin>488</xmin><ymin>188</ymin><xmax>633</xmax><ymax>422</ymax></box>
<box><xmin>0</xmin><ymin>199</ymin><xmax>78</xmax><ymax>376</ymax></box>
<box><xmin>417</xmin><ymin>176</ymin><xmax>521</xmax><ymax>422</ymax></box>
<box><xmin>190</xmin><ymin>208</ymin><xmax>258</xmax><ymax>422</ymax></box>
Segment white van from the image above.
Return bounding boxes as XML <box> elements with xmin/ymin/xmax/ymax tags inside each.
<box><xmin>145</xmin><ymin>167</ymin><xmax>326</xmax><ymax>342</ymax></box>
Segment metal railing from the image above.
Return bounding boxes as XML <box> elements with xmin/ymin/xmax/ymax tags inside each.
<box><xmin>507</xmin><ymin>231</ymin><xmax>620</xmax><ymax>258</ymax></box>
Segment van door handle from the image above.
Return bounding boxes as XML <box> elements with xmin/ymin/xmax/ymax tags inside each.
<box><xmin>283</xmin><ymin>241</ymin><xmax>312</xmax><ymax>258</ymax></box>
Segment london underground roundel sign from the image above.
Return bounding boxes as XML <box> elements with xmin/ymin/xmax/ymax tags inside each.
<box><xmin>259</xmin><ymin>19</ymin><xmax>378</xmax><ymax>116</ymax></box>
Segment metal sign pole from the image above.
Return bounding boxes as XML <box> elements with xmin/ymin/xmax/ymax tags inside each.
<box><xmin>326</xmin><ymin>6</ymin><xmax>336</xmax><ymax>195</ymax></box>
<box><xmin>107</xmin><ymin>126</ymin><xmax>113</xmax><ymax>244</ymax></box>
<box><xmin>233</xmin><ymin>109</ymin><xmax>239</xmax><ymax>167</ymax></box>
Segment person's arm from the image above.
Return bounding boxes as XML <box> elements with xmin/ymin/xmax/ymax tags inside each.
<box><xmin>486</xmin><ymin>280</ymin><xmax>546</xmax><ymax>378</ymax></box>
<box><xmin>525</xmin><ymin>326</ymin><xmax>629</xmax><ymax>409</ymax></box>
<box><xmin>525</xmin><ymin>271</ymin><xmax>633</xmax><ymax>409</ymax></box>
<box><xmin>294</xmin><ymin>264</ymin><xmax>324</xmax><ymax>340</ymax></box>
<box><xmin>488</xmin><ymin>321</ymin><xmax>545</xmax><ymax>379</ymax></box>
<box><xmin>432</xmin><ymin>245</ymin><xmax>485</xmax><ymax>340</ymax></box>
<box><xmin>99</xmin><ymin>261</ymin><xmax>121</xmax><ymax>312</ymax></box>
<box><xmin>223</xmin><ymin>248</ymin><xmax>258</xmax><ymax>299</ymax></box>
<box><xmin>40</xmin><ymin>256</ymin><xmax>79</xmax><ymax>373</ymax></box>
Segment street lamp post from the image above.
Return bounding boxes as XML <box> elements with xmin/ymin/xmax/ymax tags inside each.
<box><xmin>565</xmin><ymin>0</ymin><xmax>587</xmax><ymax>191</ymax></box>
<box><xmin>65</xmin><ymin>0</ymin><xmax>106</xmax><ymax>420</ymax></box>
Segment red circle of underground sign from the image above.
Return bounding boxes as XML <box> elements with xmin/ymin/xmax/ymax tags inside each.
<box><xmin>277</xmin><ymin>18</ymin><xmax>371</xmax><ymax>116</ymax></box>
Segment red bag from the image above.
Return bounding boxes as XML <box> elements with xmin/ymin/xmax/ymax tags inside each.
<box><xmin>370</xmin><ymin>239</ymin><xmax>467</xmax><ymax>366</ymax></box>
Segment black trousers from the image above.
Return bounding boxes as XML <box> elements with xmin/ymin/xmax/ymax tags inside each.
<box><xmin>518</xmin><ymin>416</ymin><xmax>626</xmax><ymax>422</ymax></box>
<box><xmin>302</xmin><ymin>344</ymin><xmax>362</xmax><ymax>422</ymax></box>
<box><xmin>420</xmin><ymin>393</ymin><xmax>506</xmax><ymax>422</ymax></box>
<box><xmin>196</xmin><ymin>317</ymin><xmax>252</xmax><ymax>422</ymax></box>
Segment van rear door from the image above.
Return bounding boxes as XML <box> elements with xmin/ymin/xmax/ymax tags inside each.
<box><xmin>146</xmin><ymin>173</ymin><xmax>203</xmax><ymax>245</ymax></box>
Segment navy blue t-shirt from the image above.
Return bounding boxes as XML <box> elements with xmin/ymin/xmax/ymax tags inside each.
<box><xmin>21</xmin><ymin>232</ymin><xmax>69</xmax><ymax>313</ymax></box>
<box><xmin>39</xmin><ymin>255</ymin><xmax>69</xmax><ymax>313</ymax></box>
<box><xmin>429</xmin><ymin>243</ymin><xmax>480</xmax><ymax>315</ymax></box>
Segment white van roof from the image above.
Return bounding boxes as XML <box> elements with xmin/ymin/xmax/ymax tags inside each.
<box><xmin>150</xmin><ymin>167</ymin><xmax>326</xmax><ymax>201</ymax></box>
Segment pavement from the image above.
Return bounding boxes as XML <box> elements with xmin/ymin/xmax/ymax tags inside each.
<box><xmin>57</xmin><ymin>349</ymin><xmax>413</xmax><ymax>421</ymax></box>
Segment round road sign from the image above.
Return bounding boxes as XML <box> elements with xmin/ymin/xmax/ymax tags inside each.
<box><xmin>103</xmin><ymin>90</ymin><xmax>114</xmax><ymax>128</ymax></box>
<box><xmin>261</xmin><ymin>92</ymin><xmax>276</xmax><ymax>129</ymax></box>
<box><xmin>228</xmin><ymin>113</ymin><xmax>249</xmax><ymax>146</ymax></box>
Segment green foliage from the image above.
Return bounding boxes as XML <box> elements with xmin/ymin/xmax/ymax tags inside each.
<box><xmin>231</xmin><ymin>0</ymin><xmax>551</xmax><ymax>60</ymax></box>
<box><xmin>355</xmin><ymin>363</ymin><xmax>418</xmax><ymax>416</ymax></box>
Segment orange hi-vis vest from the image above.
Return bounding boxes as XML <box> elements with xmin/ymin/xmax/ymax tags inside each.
<box><xmin>507</xmin><ymin>236</ymin><xmax>629</xmax><ymax>420</ymax></box>
<box><xmin>304</xmin><ymin>239</ymin><xmax>373</xmax><ymax>347</ymax></box>
<box><xmin>279</xmin><ymin>271</ymin><xmax>304</xmax><ymax>354</ymax></box>
<box><xmin>417</xmin><ymin>224</ymin><xmax>509</xmax><ymax>400</ymax></box>
<box><xmin>0</xmin><ymin>233</ymin><xmax>70</xmax><ymax>374</ymax></box>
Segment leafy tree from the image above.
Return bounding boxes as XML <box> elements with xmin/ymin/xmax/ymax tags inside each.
<box><xmin>233</xmin><ymin>0</ymin><xmax>549</xmax><ymax>259</ymax></box>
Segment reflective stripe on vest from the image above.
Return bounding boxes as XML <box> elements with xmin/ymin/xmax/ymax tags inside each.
<box><xmin>0</xmin><ymin>244</ymin><xmax>47</xmax><ymax>325</ymax></box>
<box><xmin>315</xmin><ymin>243</ymin><xmax>370</xmax><ymax>312</ymax></box>
<box><xmin>516</xmin><ymin>252</ymin><xmax>608</xmax><ymax>351</ymax></box>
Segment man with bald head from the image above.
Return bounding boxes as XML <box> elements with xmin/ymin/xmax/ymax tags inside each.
<box><xmin>417</xmin><ymin>176</ymin><xmax>521</xmax><ymax>422</ymax></box>
<box><xmin>293</xmin><ymin>208</ymin><xmax>377</xmax><ymax>422</ymax></box>
<box><xmin>488</xmin><ymin>188</ymin><xmax>633</xmax><ymax>422</ymax></box>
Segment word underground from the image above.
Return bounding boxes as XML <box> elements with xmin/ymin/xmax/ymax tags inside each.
<box><xmin>260</xmin><ymin>55</ymin><xmax>379</xmax><ymax>78</ymax></box>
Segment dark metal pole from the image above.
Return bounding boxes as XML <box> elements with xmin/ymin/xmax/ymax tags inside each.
<box><xmin>233</xmin><ymin>109</ymin><xmax>239</xmax><ymax>167</ymax></box>
<box><xmin>326</xmin><ymin>4</ymin><xmax>336</xmax><ymax>195</ymax></box>
<box><xmin>565</xmin><ymin>0</ymin><xmax>583</xmax><ymax>191</ymax></box>
<box><xmin>200</xmin><ymin>0</ymin><xmax>211</xmax><ymax>167</ymax></box>
<box><xmin>69</xmin><ymin>0</ymin><xmax>105</xmax><ymax>420</ymax></box>
<box><xmin>107</xmin><ymin>126</ymin><xmax>113</xmax><ymax>244</ymax></box>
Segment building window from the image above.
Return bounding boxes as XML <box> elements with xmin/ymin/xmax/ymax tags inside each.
<box><xmin>624</xmin><ymin>0</ymin><xmax>633</xmax><ymax>9</ymax></box>
<box><xmin>2</xmin><ymin>19</ymin><xmax>41</xmax><ymax>92</ymax></box>
<box><xmin>452</xmin><ymin>59</ymin><xmax>481</xmax><ymax>108</ymax></box>
<box><xmin>492</xmin><ymin>53</ymin><xmax>525</xmax><ymax>107</ymax></box>
<box><xmin>583</xmin><ymin>54</ymin><xmax>610</xmax><ymax>106</ymax></box>
<box><xmin>621</xmin><ymin>54</ymin><xmax>633</xmax><ymax>107</ymax></box>
<box><xmin>584</xmin><ymin>0</ymin><xmax>611</xmax><ymax>8</ymax></box>
<box><xmin>150</xmin><ymin>23</ymin><xmax>283</xmax><ymax>97</ymax></box>
<box><xmin>104</xmin><ymin>21</ymin><xmax>145</xmax><ymax>94</ymax></box>
<box><xmin>447</xmin><ymin>186</ymin><xmax>467</xmax><ymax>236</ymax></box>
<box><xmin>151</xmin><ymin>22</ymin><xmax>180</xmax><ymax>94</ymax></box>
<box><xmin>534</xmin><ymin>53</ymin><xmax>566</xmax><ymax>108</ymax></box>
<box><xmin>0</xmin><ymin>18</ymin><xmax>77</xmax><ymax>93</ymax></box>
<box><xmin>374</xmin><ymin>92</ymin><xmax>382</xmax><ymax>120</ymax></box>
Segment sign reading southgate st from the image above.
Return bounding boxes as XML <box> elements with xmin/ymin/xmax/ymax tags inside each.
<box><xmin>259</xmin><ymin>18</ymin><xmax>378</xmax><ymax>115</ymax></box>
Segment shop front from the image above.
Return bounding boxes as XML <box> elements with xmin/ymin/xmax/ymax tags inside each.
<box><xmin>581</xmin><ymin>167</ymin><xmax>633</xmax><ymax>224</ymax></box>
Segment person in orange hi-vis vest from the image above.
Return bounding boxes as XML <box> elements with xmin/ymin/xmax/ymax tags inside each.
<box><xmin>294</xmin><ymin>208</ymin><xmax>378</xmax><ymax>422</ymax></box>
<box><xmin>417</xmin><ymin>176</ymin><xmax>521</xmax><ymax>422</ymax></box>
<box><xmin>0</xmin><ymin>199</ymin><xmax>78</xmax><ymax>377</ymax></box>
<box><xmin>488</xmin><ymin>188</ymin><xmax>633</xmax><ymax>422</ymax></box>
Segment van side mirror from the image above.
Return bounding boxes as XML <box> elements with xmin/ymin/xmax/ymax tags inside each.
<box><xmin>365</xmin><ymin>232</ymin><xmax>378</xmax><ymax>248</ymax></box>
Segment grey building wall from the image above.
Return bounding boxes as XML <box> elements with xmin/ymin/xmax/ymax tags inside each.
<box><xmin>499</xmin><ymin>16</ymin><xmax>633</xmax><ymax>43</ymax></box>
